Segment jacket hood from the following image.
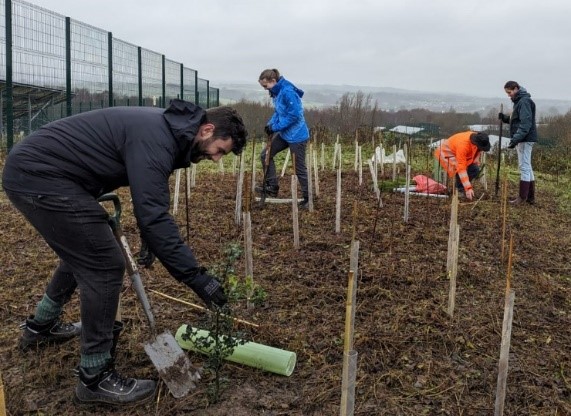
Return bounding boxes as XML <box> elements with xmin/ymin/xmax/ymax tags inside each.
<box><xmin>269</xmin><ymin>77</ymin><xmax>305</xmax><ymax>99</ymax></box>
<box><xmin>162</xmin><ymin>99</ymin><xmax>206</xmax><ymax>145</ymax></box>
<box><xmin>512</xmin><ymin>87</ymin><xmax>531</xmax><ymax>103</ymax></box>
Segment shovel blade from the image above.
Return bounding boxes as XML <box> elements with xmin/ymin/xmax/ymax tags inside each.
<box><xmin>144</xmin><ymin>331</ymin><xmax>201</xmax><ymax>398</ymax></box>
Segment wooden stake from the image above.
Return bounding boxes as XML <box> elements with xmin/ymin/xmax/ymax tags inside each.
<box><xmin>0</xmin><ymin>370</ymin><xmax>6</xmax><ymax>416</ymax></box>
<box><xmin>447</xmin><ymin>190</ymin><xmax>459</xmax><ymax>317</ymax></box>
<box><xmin>235</xmin><ymin>153</ymin><xmax>245</xmax><ymax>226</ymax></box>
<box><xmin>291</xmin><ymin>175</ymin><xmax>300</xmax><ymax>249</ymax></box>
<box><xmin>495</xmin><ymin>235</ymin><xmax>515</xmax><ymax>416</ymax></box>
<box><xmin>335</xmin><ymin>147</ymin><xmax>342</xmax><ymax>234</ymax></box>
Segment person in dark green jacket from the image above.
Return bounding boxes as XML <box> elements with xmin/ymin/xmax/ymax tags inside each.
<box><xmin>499</xmin><ymin>81</ymin><xmax>537</xmax><ymax>204</ymax></box>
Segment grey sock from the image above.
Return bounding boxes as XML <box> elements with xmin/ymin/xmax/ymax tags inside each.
<box><xmin>33</xmin><ymin>294</ymin><xmax>62</xmax><ymax>324</ymax></box>
<box><xmin>80</xmin><ymin>352</ymin><xmax>112</xmax><ymax>374</ymax></box>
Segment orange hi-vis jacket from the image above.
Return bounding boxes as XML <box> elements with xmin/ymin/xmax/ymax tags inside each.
<box><xmin>434</xmin><ymin>131</ymin><xmax>480</xmax><ymax>192</ymax></box>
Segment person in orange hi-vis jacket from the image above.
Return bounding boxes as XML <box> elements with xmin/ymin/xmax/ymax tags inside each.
<box><xmin>434</xmin><ymin>131</ymin><xmax>491</xmax><ymax>200</ymax></box>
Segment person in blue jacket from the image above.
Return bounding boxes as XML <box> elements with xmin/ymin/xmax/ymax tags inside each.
<box><xmin>499</xmin><ymin>81</ymin><xmax>538</xmax><ymax>205</ymax></box>
<box><xmin>257</xmin><ymin>68</ymin><xmax>310</xmax><ymax>208</ymax></box>
<box><xmin>2</xmin><ymin>100</ymin><xmax>247</xmax><ymax>407</ymax></box>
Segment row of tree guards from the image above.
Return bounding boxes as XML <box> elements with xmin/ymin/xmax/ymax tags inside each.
<box><xmin>167</xmin><ymin>136</ymin><xmax>519</xmax><ymax>415</ymax></box>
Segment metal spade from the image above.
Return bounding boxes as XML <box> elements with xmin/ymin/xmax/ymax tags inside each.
<box><xmin>98</xmin><ymin>193</ymin><xmax>200</xmax><ymax>398</ymax></box>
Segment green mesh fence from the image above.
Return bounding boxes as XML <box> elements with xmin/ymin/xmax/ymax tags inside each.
<box><xmin>1</xmin><ymin>0</ymin><xmax>219</xmax><ymax>150</ymax></box>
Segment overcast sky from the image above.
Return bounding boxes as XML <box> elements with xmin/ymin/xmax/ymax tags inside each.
<box><xmin>26</xmin><ymin>0</ymin><xmax>571</xmax><ymax>101</ymax></box>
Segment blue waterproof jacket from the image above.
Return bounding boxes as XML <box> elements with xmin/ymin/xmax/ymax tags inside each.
<box><xmin>501</xmin><ymin>87</ymin><xmax>537</xmax><ymax>144</ymax></box>
<box><xmin>267</xmin><ymin>77</ymin><xmax>309</xmax><ymax>143</ymax></box>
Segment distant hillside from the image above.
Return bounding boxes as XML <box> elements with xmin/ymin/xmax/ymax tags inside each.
<box><xmin>217</xmin><ymin>82</ymin><xmax>571</xmax><ymax>117</ymax></box>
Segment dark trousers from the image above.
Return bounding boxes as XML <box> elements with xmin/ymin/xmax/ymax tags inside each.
<box><xmin>455</xmin><ymin>164</ymin><xmax>480</xmax><ymax>191</ymax></box>
<box><xmin>4</xmin><ymin>190</ymin><xmax>124</xmax><ymax>356</ymax></box>
<box><xmin>260</xmin><ymin>134</ymin><xmax>309</xmax><ymax>198</ymax></box>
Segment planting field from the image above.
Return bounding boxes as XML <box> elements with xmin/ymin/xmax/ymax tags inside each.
<box><xmin>1</xmin><ymin>156</ymin><xmax>570</xmax><ymax>415</ymax></box>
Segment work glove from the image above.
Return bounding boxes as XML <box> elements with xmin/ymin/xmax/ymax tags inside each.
<box><xmin>264</xmin><ymin>125</ymin><xmax>274</xmax><ymax>136</ymax></box>
<box><xmin>508</xmin><ymin>140</ymin><xmax>516</xmax><ymax>149</ymax></box>
<box><xmin>136</xmin><ymin>237</ymin><xmax>156</xmax><ymax>268</ymax></box>
<box><xmin>185</xmin><ymin>270</ymin><xmax>228</xmax><ymax>308</ymax></box>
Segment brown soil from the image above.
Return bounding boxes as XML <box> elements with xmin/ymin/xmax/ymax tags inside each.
<box><xmin>1</xmin><ymin>169</ymin><xmax>570</xmax><ymax>416</ymax></box>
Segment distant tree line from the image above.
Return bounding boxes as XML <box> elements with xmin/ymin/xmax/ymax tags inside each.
<box><xmin>232</xmin><ymin>91</ymin><xmax>571</xmax><ymax>150</ymax></box>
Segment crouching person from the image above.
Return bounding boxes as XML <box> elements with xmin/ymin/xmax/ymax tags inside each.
<box><xmin>2</xmin><ymin>99</ymin><xmax>247</xmax><ymax>407</ymax></box>
<box><xmin>434</xmin><ymin>131</ymin><xmax>490</xmax><ymax>200</ymax></box>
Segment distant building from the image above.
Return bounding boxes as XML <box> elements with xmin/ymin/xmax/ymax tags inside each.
<box><xmin>389</xmin><ymin>125</ymin><xmax>424</xmax><ymax>135</ymax></box>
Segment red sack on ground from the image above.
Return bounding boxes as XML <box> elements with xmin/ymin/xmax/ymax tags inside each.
<box><xmin>413</xmin><ymin>175</ymin><xmax>447</xmax><ymax>194</ymax></box>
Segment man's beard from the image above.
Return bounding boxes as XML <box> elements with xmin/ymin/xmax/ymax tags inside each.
<box><xmin>189</xmin><ymin>140</ymin><xmax>209</xmax><ymax>163</ymax></box>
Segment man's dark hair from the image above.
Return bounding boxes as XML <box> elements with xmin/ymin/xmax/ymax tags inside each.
<box><xmin>205</xmin><ymin>106</ymin><xmax>248</xmax><ymax>155</ymax></box>
<box><xmin>504</xmin><ymin>80</ymin><xmax>520</xmax><ymax>90</ymax></box>
<box><xmin>470</xmin><ymin>132</ymin><xmax>491</xmax><ymax>152</ymax></box>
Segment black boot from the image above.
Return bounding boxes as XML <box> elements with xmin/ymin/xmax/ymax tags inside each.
<box><xmin>75</xmin><ymin>364</ymin><xmax>156</xmax><ymax>406</ymax></box>
<box><xmin>19</xmin><ymin>315</ymin><xmax>81</xmax><ymax>351</ymax></box>
<box><xmin>510</xmin><ymin>181</ymin><xmax>530</xmax><ymax>205</ymax></box>
<box><xmin>255</xmin><ymin>184</ymin><xmax>279</xmax><ymax>197</ymax></box>
<box><xmin>527</xmin><ymin>181</ymin><xmax>535</xmax><ymax>204</ymax></box>
<box><xmin>298</xmin><ymin>197</ymin><xmax>310</xmax><ymax>210</ymax></box>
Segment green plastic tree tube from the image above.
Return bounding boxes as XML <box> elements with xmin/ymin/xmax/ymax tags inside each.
<box><xmin>175</xmin><ymin>325</ymin><xmax>296</xmax><ymax>377</ymax></box>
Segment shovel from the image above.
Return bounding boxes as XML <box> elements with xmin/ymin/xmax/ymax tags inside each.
<box><xmin>98</xmin><ymin>193</ymin><xmax>200</xmax><ymax>398</ymax></box>
<box><xmin>258</xmin><ymin>133</ymin><xmax>275</xmax><ymax>207</ymax></box>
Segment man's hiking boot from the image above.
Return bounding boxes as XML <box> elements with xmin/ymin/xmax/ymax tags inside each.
<box><xmin>19</xmin><ymin>315</ymin><xmax>81</xmax><ymax>351</ymax></box>
<box><xmin>255</xmin><ymin>184</ymin><xmax>279</xmax><ymax>198</ymax></box>
<box><xmin>298</xmin><ymin>198</ymin><xmax>310</xmax><ymax>210</ymax></box>
<box><xmin>75</xmin><ymin>365</ymin><xmax>156</xmax><ymax>407</ymax></box>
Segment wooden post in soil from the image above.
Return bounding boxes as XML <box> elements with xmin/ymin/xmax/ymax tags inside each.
<box><xmin>190</xmin><ymin>163</ymin><xmax>196</xmax><ymax>187</ymax></box>
<box><xmin>447</xmin><ymin>190</ymin><xmax>459</xmax><ymax>317</ymax></box>
<box><xmin>250</xmin><ymin>136</ymin><xmax>257</xmax><ymax>200</ymax></box>
<box><xmin>494</xmin><ymin>235</ymin><xmax>515</xmax><ymax>416</ymax></box>
<box><xmin>290</xmin><ymin>152</ymin><xmax>300</xmax><ymax>248</ymax></box>
<box><xmin>354</xmin><ymin>132</ymin><xmax>359</xmax><ymax>172</ymax></box>
<box><xmin>243</xmin><ymin>210</ymin><xmax>254</xmax><ymax>309</ymax></box>
<box><xmin>392</xmin><ymin>144</ymin><xmax>397</xmax><ymax>181</ymax></box>
<box><xmin>321</xmin><ymin>142</ymin><xmax>325</xmax><ymax>171</ymax></box>
<box><xmin>335</xmin><ymin>146</ymin><xmax>342</xmax><ymax>234</ymax></box>
<box><xmin>313</xmin><ymin>150</ymin><xmax>320</xmax><ymax>197</ymax></box>
<box><xmin>307</xmin><ymin>142</ymin><xmax>314</xmax><ymax>211</ymax></box>
<box><xmin>367</xmin><ymin>160</ymin><xmax>380</xmax><ymax>202</ymax></box>
<box><xmin>333</xmin><ymin>140</ymin><xmax>340</xmax><ymax>170</ymax></box>
<box><xmin>500</xmin><ymin>176</ymin><xmax>508</xmax><ymax>263</ymax></box>
<box><xmin>0</xmin><ymin>370</ymin><xmax>6</xmax><ymax>416</ymax></box>
<box><xmin>403</xmin><ymin>149</ymin><xmax>411</xmax><ymax>223</ymax></box>
<box><xmin>358</xmin><ymin>145</ymin><xmax>363</xmax><ymax>186</ymax></box>
<box><xmin>280</xmin><ymin>149</ymin><xmax>291</xmax><ymax>177</ymax></box>
<box><xmin>291</xmin><ymin>175</ymin><xmax>300</xmax><ymax>249</ymax></box>
<box><xmin>235</xmin><ymin>153</ymin><xmax>245</xmax><ymax>226</ymax></box>
<box><xmin>173</xmin><ymin>168</ymin><xmax>182</xmax><ymax>214</ymax></box>
<box><xmin>480</xmin><ymin>152</ymin><xmax>488</xmax><ymax>191</ymax></box>
<box><xmin>340</xmin><ymin>240</ymin><xmax>360</xmax><ymax>416</ymax></box>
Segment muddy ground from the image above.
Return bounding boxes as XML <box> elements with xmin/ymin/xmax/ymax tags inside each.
<box><xmin>1</xmin><ymin>165</ymin><xmax>570</xmax><ymax>416</ymax></box>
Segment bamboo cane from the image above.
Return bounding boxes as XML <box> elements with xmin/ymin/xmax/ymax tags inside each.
<box><xmin>149</xmin><ymin>289</ymin><xmax>259</xmax><ymax>328</ymax></box>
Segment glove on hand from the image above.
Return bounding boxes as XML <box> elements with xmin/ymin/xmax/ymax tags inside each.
<box><xmin>498</xmin><ymin>112</ymin><xmax>504</xmax><ymax>121</ymax></box>
<box><xmin>264</xmin><ymin>125</ymin><xmax>274</xmax><ymax>136</ymax></box>
<box><xmin>137</xmin><ymin>238</ymin><xmax>156</xmax><ymax>268</ymax></box>
<box><xmin>186</xmin><ymin>271</ymin><xmax>227</xmax><ymax>308</ymax></box>
<box><xmin>508</xmin><ymin>140</ymin><xmax>516</xmax><ymax>149</ymax></box>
